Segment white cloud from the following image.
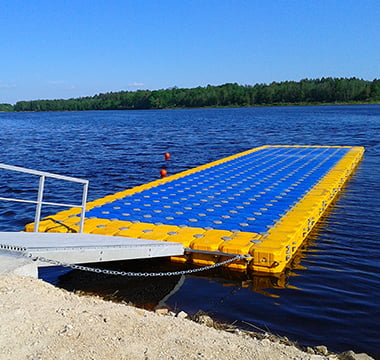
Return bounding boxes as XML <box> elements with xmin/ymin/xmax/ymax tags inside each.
<box><xmin>129</xmin><ymin>82</ymin><xmax>145</xmax><ymax>87</ymax></box>
<box><xmin>0</xmin><ymin>82</ymin><xmax>11</xmax><ymax>89</ymax></box>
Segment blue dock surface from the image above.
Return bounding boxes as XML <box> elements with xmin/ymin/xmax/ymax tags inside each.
<box><xmin>86</xmin><ymin>146</ymin><xmax>349</xmax><ymax>233</ymax></box>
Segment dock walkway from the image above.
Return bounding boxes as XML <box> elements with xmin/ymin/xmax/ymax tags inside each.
<box><xmin>25</xmin><ymin>145</ymin><xmax>364</xmax><ymax>273</ymax></box>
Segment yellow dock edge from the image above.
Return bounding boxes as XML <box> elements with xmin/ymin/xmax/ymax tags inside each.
<box><xmin>248</xmin><ymin>146</ymin><xmax>365</xmax><ymax>274</ymax></box>
<box><xmin>25</xmin><ymin>145</ymin><xmax>365</xmax><ymax>275</ymax></box>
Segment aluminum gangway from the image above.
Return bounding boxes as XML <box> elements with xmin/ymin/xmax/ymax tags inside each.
<box><xmin>0</xmin><ymin>163</ymin><xmax>184</xmax><ymax>277</ymax></box>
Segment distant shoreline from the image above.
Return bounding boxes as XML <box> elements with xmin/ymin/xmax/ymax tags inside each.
<box><xmin>2</xmin><ymin>101</ymin><xmax>380</xmax><ymax>113</ymax></box>
<box><xmin>3</xmin><ymin>78</ymin><xmax>380</xmax><ymax>112</ymax></box>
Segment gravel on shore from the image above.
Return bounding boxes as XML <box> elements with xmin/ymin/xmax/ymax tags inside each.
<box><xmin>0</xmin><ymin>274</ymin><xmax>373</xmax><ymax>360</ymax></box>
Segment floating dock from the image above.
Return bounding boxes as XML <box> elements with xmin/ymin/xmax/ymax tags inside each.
<box><xmin>25</xmin><ymin>145</ymin><xmax>364</xmax><ymax>274</ymax></box>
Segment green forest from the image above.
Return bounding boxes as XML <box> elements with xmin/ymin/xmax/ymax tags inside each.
<box><xmin>3</xmin><ymin>77</ymin><xmax>380</xmax><ymax>112</ymax></box>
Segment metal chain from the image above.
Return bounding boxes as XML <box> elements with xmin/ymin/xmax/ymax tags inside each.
<box><xmin>26</xmin><ymin>253</ymin><xmax>247</xmax><ymax>277</ymax></box>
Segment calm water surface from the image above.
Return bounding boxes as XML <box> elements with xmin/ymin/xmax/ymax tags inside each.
<box><xmin>0</xmin><ymin>106</ymin><xmax>379</xmax><ymax>358</ymax></box>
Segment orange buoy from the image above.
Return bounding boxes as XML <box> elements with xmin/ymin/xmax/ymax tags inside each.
<box><xmin>160</xmin><ymin>169</ymin><xmax>167</xmax><ymax>178</ymax></box>
<box><xmin>164</xmin><ymin>152</ymin><xmax>170</xmax><ymax>160</ymax></box>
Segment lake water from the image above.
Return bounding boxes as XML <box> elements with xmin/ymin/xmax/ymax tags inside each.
<box><xmin>0</xmin><ymin>106</ymin><xmax>379</xmax><ymax>358</ymax></box>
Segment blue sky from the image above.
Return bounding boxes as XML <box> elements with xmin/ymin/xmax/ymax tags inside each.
<box><xmin>1</xmin><ymin>0</ymin><xmax>379</xmax><ymax>104</ymax></box>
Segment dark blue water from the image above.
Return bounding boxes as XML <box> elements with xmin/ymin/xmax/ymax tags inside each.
<box><xmin>1</xmin><ymin>106</ymin><xmax>379</xmax><ymax>358</ymax></box>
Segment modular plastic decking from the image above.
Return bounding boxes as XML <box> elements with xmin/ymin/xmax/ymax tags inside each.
<box><xmin>26</xmin><ymin>145</ymin><xmax>364</xmax><ymax>274</ymax></box>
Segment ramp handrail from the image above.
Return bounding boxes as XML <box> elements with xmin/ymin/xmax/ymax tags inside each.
<box><xmin>0</xmin><ymin>163</ymin><xmax>89</xmax><ymax>233</ymax></box>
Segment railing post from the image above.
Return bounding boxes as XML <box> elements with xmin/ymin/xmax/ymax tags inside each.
<box><xmin>79</xmin><ymin>181</ymin><xmax>89</xmax><ymax>233</ymax></box>
<box><xmin>34</xmin><ymin>175</ymin><xmax>45</xmax><ymax>232</ymax></box>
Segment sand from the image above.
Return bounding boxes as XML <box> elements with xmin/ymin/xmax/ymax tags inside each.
<box><xmin>0</xmin><ymin>274</ymin><xmax>373</xmax><ymax>360</ymax></box>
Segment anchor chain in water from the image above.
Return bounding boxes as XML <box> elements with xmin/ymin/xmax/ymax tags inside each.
<box><xmin>25</xmin><ymin>253</ymin><xmax>247</xmax><ymax>277</ymax></box>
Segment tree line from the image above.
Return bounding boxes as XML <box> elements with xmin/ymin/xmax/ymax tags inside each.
<box><xmin>4</xmin><ymin>77</ymin><xmax>380</xmax><ymax>112</ymax></box>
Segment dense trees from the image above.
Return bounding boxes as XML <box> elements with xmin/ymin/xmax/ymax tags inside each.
<box><xmin>0</xmin><ymin>103</ymin><xmax>13</xmax><ymax>112</ymax></box>
<box><xmin>8</xmin><ymin>77</ymin><xmax>380</xmax><ymax>112</ymax></box>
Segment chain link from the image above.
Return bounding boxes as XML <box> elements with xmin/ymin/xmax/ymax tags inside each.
<box><xmin>26</xmin><ymin>253</ymin><xmax>247</xmax><ymax>277</ymax></box>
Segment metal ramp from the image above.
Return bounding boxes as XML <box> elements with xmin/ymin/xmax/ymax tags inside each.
<box><xmin>0</xmin><ymin>232</ymin><xmax>184</xmax><ymax>266</ymax></box>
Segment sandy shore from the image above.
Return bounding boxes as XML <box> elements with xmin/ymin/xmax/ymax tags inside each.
<box><xmin>0</xmin><ymin>274</ymin><xmax>373</xmax><ymax>360</ymax></box>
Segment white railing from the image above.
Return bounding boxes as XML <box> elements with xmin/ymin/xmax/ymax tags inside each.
<box><xmin>0</xmin><ymin>163</ymin><xmax>89</xmax><ymax>233</ymax></box>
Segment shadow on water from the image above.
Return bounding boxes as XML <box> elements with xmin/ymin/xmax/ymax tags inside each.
<box><xmin>52</xmin><ymin>233</ymin><xmax>318</xmax><ymax>310</ymax></box>
<box><xmin>54</xmin><ymin>258</ymin><xmax>184</xmax><ymax>310</ymax></box>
